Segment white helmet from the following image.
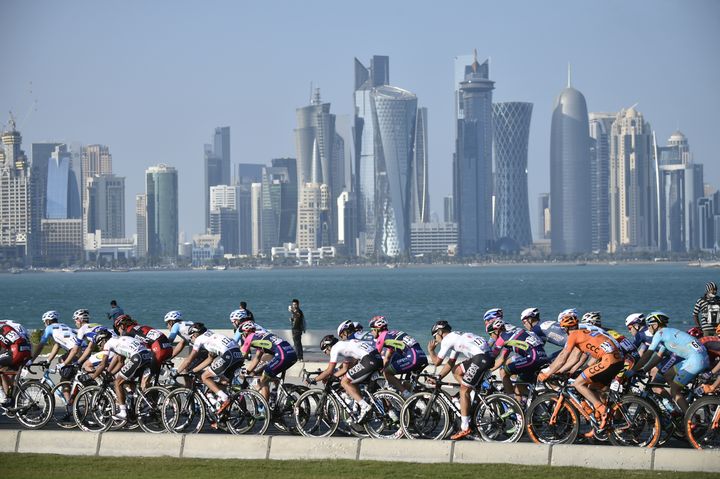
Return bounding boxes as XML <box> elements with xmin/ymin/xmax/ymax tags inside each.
<box><xmin>72</xmin><ymin>309</ymin><xmax>90</xmax><ymax>322</ymax></box>
<box><xmin>229</xmin><ymin>309</ymin><xmax>248</xmax><ymax>323</ymax></box>
<box><xmin>520</xmin><ymin>307</ymin><xmax>540</xmax><ymax>322</ymax></box>
<box><xmin>337</xmin><ymin>320</ymin><xmax>354</xmax><ymax>338</ymax></box>
<box><xmin>581</xmin><ymin>312</ymin><xmax>602</xmax><ymax>327</ymax></box>
<box><xmin>624</xmin><ymin>313</ymin><xmax>645</xmax><ymax>328</ymax></box>
<box><xmin>164</xmin><ymin>310</ymin><xmax>183</xmax><ymax>323</ymax></box>
<box><xmin>42</xmin><ymin>310</ymin><xmax>59</xmax><ymax>323</ymax></box>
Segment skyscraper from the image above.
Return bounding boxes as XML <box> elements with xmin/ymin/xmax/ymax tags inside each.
<box><xmin>81</xmin><ymin>145</ymin><xmax>112</xmax><ymax>200</ymax></box>
<box><xmin>214</xmin><ymin>127</ymin><xmax>231</xmax><ymax>186</ymax></box>
<box><xmin>145</xmin><ymin>164</ymin><xmax>178</xmax><ymax>261</ymax></box>
<box><xmin>443</xmin><ymin>196</ymin><xmax>454</xmax><ymax>223</ymax></box>
<box><xmin>209</xmin><ymin>185</ymin><xmax>239</xmax><ymax>255</ymax></box>
<box><xmin>493</xmin><ymin>102</ymin><xmax>533</xmax><ymax>248</ymax></box>
<box><xmin>549</xmin><ymin>71</ymin><xmax>591</xmax><ymax>255</ymax></box>
<box><xmin>538</xmin><ymin>193</ymin><xmax>551</xmax><ymax>240</ymax></box>
<box><xmin>204</xmin><ymin>127</ymin><xmax>230</xmax><ymax>231</ymax></box>
<box><xmin>609</xmin><ymin>107</ymin><xmax>658</xmax><ymax>252</ymax></box>
<box><xmin>30</xmin><ymin>142</ymin><xmax>62</xmax><ymax>258</ymax></box>
<box><xmin>46</xmin><ymin>145</ymin><xmax>82</xmax><ymax>220</ymax></box>
<box><xmin>413</xmin><ymin>107</ymin><xmax>430</xmax><ymax>223</ymax></box>
<box><xmin>0</xmin><ymin>116</ymin><xmax>31</xmax><ymax>261</ymax></box>
<box><xmin>589</xmin><ymin>113</ymin><xmax>615</xmax><ymax>253</ymax></box>
<box><xmin>271</xmin><ymin>158</ymin><xmax>298</xmax><ymax>243</ymax></box>
<box><xmin>454</xmin><ymin>52</ymin><xmax>494</xmax><ymax>256</ymax></box>
<box><xmin>135</xmin><ymin>194</ymin><xmax>147</xmax><ymax>258</ymax></box>
<box><xmin>251</xmin><ymin>182</ymin><xmax>262</xmax><ymax>256</ymax></box>
<box><xmin>260</xmin><ymin>166</ymin><xmax>292</xmax><ymax>252</ymax></box>
<box><xmin>86</xmin><ymin>174</ymin><xmax>124</xmax><ymax>238</ymax></box>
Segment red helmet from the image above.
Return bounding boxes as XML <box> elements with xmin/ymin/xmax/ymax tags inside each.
<box><xmin>687</xmin><ymin>327</ymin><xmax>703</xmax><ymax>339</ymax></box>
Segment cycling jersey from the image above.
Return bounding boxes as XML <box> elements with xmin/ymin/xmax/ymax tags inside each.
<box><xmin>0</xmin><ymin>320</ymin><xmax>30</xmax><ymax>341</ymax></box>
<box><xmin>103</xmin><ymin>336</ymin><xmax>149</xmax><ymax>358</ymax></box>
<box><xmin>493</xmin><ymin>328</ymin><xmax>548</xmax><ymax>381</ymax></box>
<box><xmin>128</xmin><ymin>325</ymin><xmax>173</xmax><ymax>371</ymax></box>
<box><xmin>565</xmin><ymin>329</ymin><xmax>621</xmax><ymax>359</ymax></box>
<box><xmin>632</xmin><ymin>326</ymin><xmax>654</xmax><ymax>350</ymax></box>
<box><xmin>436</xmin><ymin>331</ymin><xmax>490</xmax><ymax>361</ymax></box>
<box><xmin>192</xmin><ymin>332</ymin><xmax>240</xmax><ymax>356</ymax></box>
<box><xmin>375</xmin><ymin>330</ymin><xmax>427</xmax><ymax>374</ymax></box>
<box><xmin>329</xmin><ymin>339</ymin><xmax>377</xmax><ymax>363</ymax></box>
<box><xmin>240</xmin><ymin>331</ymin><xmax>297</xmax><ymax>378</ymax></box>
<box><xmin>231</xmin><ymin>323</ymin><xmax>268</xmax><ymax>344</ymax></box>
<box><xmin>0</xmin><ymin>324</ymin><xmax>31</xmax><ymax>368</ymax></box>
<box><xmin>699</xmin><ymin>336</ymin><xmax>720</xmax><ymax>361</ymax></box>
<box><xmin>76</xmin><ymin>324</ymin><xmax>109</xmax><ymax>343</ymax></box>
<box><xmin>647</xmin><ymin>327</ymin><xmax>710</xmax><ymax>386</ymax></box>
<box><xmin>351</xmin><ymin>330</ymin><xmax>376</xmax><ymax>344</ymax></box>
<box><xmin>40</xmin><ymin>323</ymin><xmax>80</xmax><ymax>351</ymax></box>
<box><xmin>539</xmin><ymin>321</ymin><xmax>568</xmax><ymax>347</ymax></box>
<box><xmin>167</xmin><ymin>320</ymin><xmax>195</xmax><ymax>343</ymax></box>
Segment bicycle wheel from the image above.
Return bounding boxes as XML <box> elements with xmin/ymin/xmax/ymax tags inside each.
<box><xmin>400</xmin><ymin>391</ymin><xmax>450</xmax><ymax>440</ymax></box>
<box><xmin>13</xmin><ymin>381</ymin><xmax>54</xmax><ymax>429</ymax></box>
<box><xmin>526</xmin><ymin>392</ymin><xmax>579</xmax><ymax>444</ymax></box>
<box><xmin>50</xmin><ymin>381</ymin><xmax>78</xmax><ymax>429</ymax></box>
<box><xmin>72</xmin><ymin>386</ymin><xmax>115</xmax><ymax>432</ymax></box>
<box><xmin>136</xmin><ymin>386</ymin><xmax>169</xmax><ymax>434</ymax></box>
<box><xmin>272</xmin><ymin>385</ymin><xmax>307</xmax><ymax>434</ymax></box>
<box><xmin>363</xmin><ymin>389</ymin><xmax>404</xmax><ymax>439</ymax></box>
<box><xmin>161</xmin><ymin>388</ymin><xmax>206</xmax><ymax>434</ymax></box>
<box><xmin>608</xmin><ymin>395</ymin><xmax>661</xmax><ymax>448</ymax></box>
<box><xmin>474</xmin><ymin>393</ymin><xmax>525</xmax><ymax>443</ymax></box>
<box><xmin>293</xmin><ymin>389</ymin><xmax>340</xmax><ymax>438</ymax></box>
<box><xmin>685</xmin><ymin>395</ymin><xmax>720</xmax><ymax>450</ymax></box>
<box><xmin>224</xmin><ymin>389</ymin><xmax>270</xmax><ymax>435</ymax></box>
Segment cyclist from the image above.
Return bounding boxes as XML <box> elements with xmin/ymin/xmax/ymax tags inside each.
<box><xmin>164</xmin><ymin>310</ymin><xmax>196</xmax><ymax>358</ymax></box>
<box><xmin>117</xmin><ymin>315</ymin><xmax>173</xmax><ymax>384</ymax></box>
<box><xmin>31</xmin><ymin>311</ymin><xmax>81</xmax><ymax>372</ymax></box>
<box><xmin>238</xmin><ymin>321</ymin><xmax>297</xmax><ymax>401</ymax></box>
<box><xmin>0</xmin><ymin>320</ymin><xmax>30</xmax><ymax>341</ymax></box>
<box><xmin>229</xmin><ymin>309</ymin><xmax>267</xmax><ymax>345</ymax></box>
<box><xmin>580</xmin><ymin>311</ymin><xmax>639</xmax><ymax>376</ymax></box>
<box><xmin>633</xmin><ymin>312</ymin><xmax>710</xmax><ymax>413</ymax></box>
<box><xmin>91</xmin><ymin>328</ymin><xmax>152</xmax><ymax>420</ymax></box>
<box><xmin>700</xmin><ymin>323</ymin><xmax>720</xmax><ymax>394</ymax></box>
<box><xmin>0</xmin><ymin>320</ymin><xmax>32</xmax><ymax>406</ymax></box>
<box><xmin>312</xmin><ymin>325</ymin><xmax>384</xmax><ymax>423</ymax></box>
<box><xmin>427</xmin><ymin>320</ymin><xmax>492</xmax><ymax>440</ymax></box>
<box><xmin>487</xmin><ymin>318</ymin><xmax>548</xmax><ymax>401</ymax></box>
<box><xmin>538</xmin><ymin>309</ymin><xmax>624</xmax><ymax>429</ymax></box>
<box><xmin>176</xmin><ymin>323</ymin><xmax>244</xmax><ymax>416</ymax></box>
<box><xmin>368</xmin><ymin>315</ymin><xmax>428</xmax><ymax>398</ymax></box>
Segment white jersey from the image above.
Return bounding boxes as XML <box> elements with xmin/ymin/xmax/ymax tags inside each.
<box><xmin>329</xmin><ymin>339</ymin><xmax>376</xmax><ymax>363</ymax></box>
<box><xmin>540</xmin><ymin>321</ymin><xmax>568</xmax><ymax>347</ymax></box>
<box><xmin>76</xmin><ymin>323</ymin><xmax>102</xmax><ymax>341</ymax></box>
<box><xmin>40</xmin><ymin>323</ymin><xmax>80</xmax><ymax>350</ymax></box>
<box><xmin>167</xmin><ymin>320</ymin><xmax>195</xmax><ymax>343</ymax></box>
<box><xmin>0</xmin><ymin>320</ymin><xmax>30</xmax><ymax>340</ymax></box>
<box><xmin>192</xmin><ymin>332</ymin><xmax>239</xmax><ymax>356</ymax></box>
<box><xmin>103</xmin><ymin>336</ymin><xmax>148</xmax><ymax>358</ymax></box>
<box><xmin>437</xmin><ymin>331</ymin><xmax>489</xmax><ymax>361</ymax></box>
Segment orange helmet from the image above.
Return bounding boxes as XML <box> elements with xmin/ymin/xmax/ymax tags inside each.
<box><xmin>558</xmin><ymin>309</ymin><xmax>579</xmax><ymax>329</ymax></box>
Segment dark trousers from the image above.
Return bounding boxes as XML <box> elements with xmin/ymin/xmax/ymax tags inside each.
<box><xmin>292</xmin><ymin>329</ymin><xmax>304</xmax><ymax>360</ymax></box>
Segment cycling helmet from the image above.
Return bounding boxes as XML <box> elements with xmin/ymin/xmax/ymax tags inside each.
<box><xmin>72</xmin><ymin>309</ymin><xmax>90</xmax><ymax>323</ymax></box>
<box><xmin>188</xmin><ymin>322</ymin><xmax>207</xmax><ymax>336</ymax></box>
<box><xmin>707</xmin><ymin>282</ymin><xmax>717</xmax><ymax>294</ymax></box>
<box><xmin>352</xmin><ymin>321</ymin><xmax>363</xmax><ymax>332</ymax></box>
<box><xmin>558</xmin><ymin>309</ymin><xmax>579</xmax><ymax>329</ymax></box>
<box><xmin>41</xmin><ymin>310</ymin><xmax>59</xmax><ymax>323</ymax></box>
<box><xmin>431</xmin><ymin>320</ymin><xmax>451</xmax><ymax>336</ymax></box>
<box><xmin>687</xmin><ymin>327</ymin><xmax>703</xmax><ymax>339</ymax></box>
<box><xmin>164</xmin><ymin>311</ymin><xmax>183</xmax><ymax>323</ymax></box>
<box><xmin>229</xmin><ymin>309</ymin><xmax>248</xmax><ymax>323</ymax></box>
<box><xmin>486</xmin><ymin>319</ymin><xmax>505</xmax><ymax>334</ymax></box>
<box><xmin>483</xmin><ymin>308</ymin><xmax>503</xmax><ymax>323</ymax></box>
<box><xmin>624</xmin><ymin>313</ymin><xmax>645</xmax><ymax>328</ymax></box>
<box><xmin>645</xmin><ymin>311</ymin><xmax>669</xmax><ymax>327</ymax></box>
<box><xmin>369</xmin><ymin>315</ymin><xmax>388</xmax><ymax>331</ymax></box>
<box><xmin>581</xmin><ymin>312</ymin><xmax>602</xmax><ymax>327</ymax></box>
<box><xmin>320</xmin><ymin>334</ymin><xmax>338</xmax><ymax>351</ymax></box>
<box><xmin>94</xmin><ymin>329</ymin><xmax>112</xmax><ymax>345</ymax></box>
<box><xmin>520</xmin><ymin>307</ymin><xmax>540</xmax><ymax>322</ymax></box>
<box><xmin>239</xmin><ymin>321</ymin><xmax>256</xmax><ymax>333</ymax></box>
<box><xmin>337</xmin><ymin>320</ymin><xmax>354</xmax><ymax>338</ymax></box>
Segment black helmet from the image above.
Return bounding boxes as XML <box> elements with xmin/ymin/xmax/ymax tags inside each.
<box><xmin>707</xmin><ymin>282</ymin><xmax>717</xmax><ymax>294</ymax></box>
<box><xmin>188</xmin><ymin>322</ymin><xmax>207</xmax><ymax>336</ymax></box>
<box><xmin>431</xmin><ymin>320</ymin><xmax>451</xmax><ymax>336</ymax></box>
<box><xmin>94</xmin><ymin>329</ymin><xmax>112</xmax><ymax>345</ymax></box>
<box><xmin>320</xmin><ymin>334</ymin><xmax>338</xmax><ymax>351</ymax></box>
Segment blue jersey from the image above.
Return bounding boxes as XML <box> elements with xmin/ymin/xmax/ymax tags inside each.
<box><xmin>648</xmin><ymin>327</ymin><xmax>708</xmax><ymax>361</ymax></box>
<box><xmin>167</xmin><ymin>321</ymin><xmax>195</xmax><ymax>342</ymax></box>
<box><xmin>492</xmin><ymin>328</ymin><xmax>547</xmax><ymax>358</ymax></box>
<box><xmin>40</xmin><ymin>323</ymin><xmax>80</xmax><ymax>351</ymax></box>
<box><xmin>632</xmin><ymin>326</ymin><xmax>654</xmax><ymax>350</ymax></box>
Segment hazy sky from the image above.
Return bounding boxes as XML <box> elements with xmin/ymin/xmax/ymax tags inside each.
<box><xmin>2</xmin><ymin>0</ymin><xmax>719</xmax><ymax>238</ymax></box>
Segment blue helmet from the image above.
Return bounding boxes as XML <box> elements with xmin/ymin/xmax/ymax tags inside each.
<box><xmin>483</xmin><ymin>308</ymin><xmax>503</xmax><ymax>324</ymax></box>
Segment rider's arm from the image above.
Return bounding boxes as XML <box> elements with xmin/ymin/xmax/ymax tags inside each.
<box><xmin>45</xmin><ymin>343</ymin><xmax>61</xmax><ymax>364</ymax></box>
<box><xmin>31</xmin><ymin>327</ymin><xmax>52</xmax><ymax>361</ymax></box>
<box><xmin>90</xmin><ymin>354</ymin><xmax>109</xmax><ymax>380</ymax></box>
<box><xmin>59</xmin><ymin>346</ymin><xmax>80</xmax><ymax>367</ymax></box>
<box><xmin>435</xmin><ymin>357</ymin><xmax>456</xmax><ymax>380</ymax></box>
<box><xmin>107</xmin><ymin>355</ymin><xmax>123</xmax><ymax>375</ymax></box>
<box><xmin>245</xmin><ymin>349</ymin><xmax>263</xmax><ymax>374</ymax></box>
<box><xmin>563</xmin><ymin>351</ymin><xmax>588</xmax><ymax>374</ymax></box>
<box><xmin>315</xmin><ymin>361</ymin><xmax>337</xmax><ymax>383</ymax></box>
<box><xmin>543</xmin><ymin>342</ymin><xmax>573</xmax><ymax>377</ymax></box>
<box><xmin>491</xmin><ymin>349</ymin><xmax>508</xmax><ymax>371</ymax></box>
<box><xmin>382</xmin><ymin>348</ymin><xmax>392</xmax><ymax>367</ymax></box>
<box><xmin>190</xmin><ymin>354</ymin><xmax>213</xmax><ymax>374</ymax></box>
<box><xmin>76</xmin><ymin>342</ymin><xmax>95</xmax><ymax>367</ymax></box>
<box><xmin>176</xmin><ymin>348</ymin><xmax>197</xmax><ymax>373</ymax></box>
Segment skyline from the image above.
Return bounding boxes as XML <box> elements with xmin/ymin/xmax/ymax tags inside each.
<box><xmin>1</xmin><ymin>0</ymin><xmax>719</xmax><ymax>238</ymax></box>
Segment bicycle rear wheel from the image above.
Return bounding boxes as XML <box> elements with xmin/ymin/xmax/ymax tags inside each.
<box><xmin>400</xmin><ymin>391</ymin><xmax>450</xmax><ymax>440</ymax></box>
<box><xmin>225</xmin><ymin>389</ymin><xmax>270</xmax><ymax>435</ymax></box>
<box><xmin>272</xmin><ymin>384</ymin><xmax>307</xmax><ymax>434</ymax></box>
<box><xmin>685</xmin><ymin>395</ymin><xmax>720</xmax><ymax>449</ymax></box>
<box><xmin>608</xmin><ymin>395</ymin><xmax>660</xmax><ymax>448</ymax></box>
<box><xmin>363</xmin><ymin>389</ymin><xmax>404</xmax><ymax>439</ymax></box>
<box><xmin>136</xmin><ymin>386</ymin><xmax>169</xmax><ymax>434</ymax></box>
<box><xmin>50</xmin><ymin>381</ymin><xmax>78</xmax><ymax>429</ymax></box>
<box><xmin>526</xmin><ymin>392</ymin><xmax>579</xmax><ymax>444</ymax></box>
<box><xmin>474</xmin><ymin>393</ymin><xmax>525</xmax><ymax>443</ymax></box>
<box><xmin>13</xmin><ymin>381</ymin><xmax>54</xmax><ymax>429</ymax></box>
<box><xmin>161</xmin><ymin>388</ymin><xmax>206</xmax><ymax>434</ymax></box>
<box><xmin>72</xmin><ymin>386</ymin><xmax>115</xmax><ymax>432</ymax></box>
<box><xmin>293</xmin><ymin>389</ymin><xmax>340</xmax><ymax>438</ymax></box>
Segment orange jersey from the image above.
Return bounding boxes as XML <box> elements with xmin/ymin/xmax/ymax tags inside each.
<box><xmin>565</xmin><ymin>329</ymin><xmax>621</xmax><ymax>360</ymax></box>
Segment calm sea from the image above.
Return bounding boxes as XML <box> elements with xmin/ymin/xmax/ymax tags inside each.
<box><xmin>0</xmin><ymin>264</ymin><xmax>715</xmax><ymax>343</ymax></box>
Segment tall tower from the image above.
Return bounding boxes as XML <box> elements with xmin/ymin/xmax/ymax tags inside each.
<box><xmin>549</xmin><ymin>68</ymin><xmax>592</xmax><ymax>255</ymax></box>
<box><xmin>86</xmin><ymin>174</ymin><xmax>125</xmax><ymax>238</ymax></box>
<box><xmin>493</xmin><ymin>102</ymin><xmax>533</xmax><ymax>248</ymax></box>
<box><xmin>46</xmin><ymin>145</ymin><xmax>82</xmax><ymax>220</ymax></box>
<box><xmin>204</xmin><ymin>127</ymin><xmax>230</xmax><ymax>231</ymax></box>
<box><xmin>135</xmin><ymin>194</ymin><xmax>147</xmax><ymax>258</ymax></box>
<box><xmin>413</xmin><ymin>107</ymin><xmax>430</xmax><ymax>223</ymax></box>
<box><xmin>214</xmin><ymin>127</ymin><xmax>231</xmax><ymax>186</ymax></box>
<box><xmin>0</xmin><ymin>115</ymin><xmax>31</xmax><ymax>260</ymax></box>
<box><xmin>145</xmin><ymin>164</ymin><xmax>178</xmax><ymax>261</ymax></box>
<box><xmin>454</xmin><ymin>51</ymin><xmax>495</xmax><ymax>256</ymax></box>
<box><xmin>589</xmin><ymin>113</ymin><xmax>615</xmax><ymax>253</ymax></box>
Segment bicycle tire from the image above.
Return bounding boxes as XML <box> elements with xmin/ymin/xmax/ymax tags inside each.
<box><xmin>225</xmin><ymin>388</ymin><xmax>270</xmax><ymax>435</ymax></box>
<box><xmin>474</xmin><ymin>393</ymin><xmax>525</xmax><ymax>443</ymax></box>
<box><xmin>684</xmin><ymin>395</ymin><xmax>720</xmax><ymax>450</ymax></box>
<box><xmin>161</xmin><ymin>388</ymin><xmax>206</xmax><ymax>434</ymax></box>
<box><xmin>293</xmin><ymin>389</ymin><xmax>340</xmax><ymax>438</ymax></box>
<box><xmin>607</xmin><ymin>395</ymin><xmax>661</xmax><ymax>448</ymax></box>
<box><xmin>526</xmin><ymin>392</ymin><xmax>579</xmax><ymax>444</ymax></box>
<box><xmin>72</xmin><ymin>386</ymin><xmax>115</xmax><ymax>432</ymax></box>
<box><xmin>400</xmin><ymin>391</ymin><xmax>450</xmax><ymax>440</ymax></box>
<box><xmin>272</xmin><ymin>384</ymin><xmax>308</xmax><ymax>434</ymax></box>
<box><xmin>363</xmin><ymin>389</ymin><xmax>404</xmax><ymax>439</ymax></box>
<box><xmin>13</xmin><ymin>381</ymin><xmax>54</xmax><ymax>429</ymax></box>
<box><xmin>50</xmin><ymin>381</ymin><xmax>79</xmax><ymax>429</ymax></box>
<box><xmin>136</xmin><ymin>386</ymin><xmax>170</xmax><ymax>434</ymax></box>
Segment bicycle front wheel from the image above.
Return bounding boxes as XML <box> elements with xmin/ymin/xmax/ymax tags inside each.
<box><xmin>400</xmin><ymin>391</ymin><xmax>450</xmax><ymax>440</ymax></box>
<box><xmin>13</xmin><ymin>381</ymin><xmax>54</xmax><ymax>429</ymax></box>
<box><xmin>136</xmin><ymin>386</ymin><xmax>170</xmax><ymax>434</ymax></box>
<box><xmin>161</xmin><ymin>388</ymin><xmax>206</xmax><ymax>434</ymax></box>
<box><xmin>72</xmin><ymin>386</ymin><xmax>115</xmax><ymax>433</ymax></box>
<box><xmin>293</xmin><ymin>389</ymin><xmax>340</xmax><ymax>438</ymax></box>
<box><xmin>225</xmin><ymin>389</ymin><xmax>270</xmax><ymax>435</ymax></box>
<box><xmin>363</xmin><ymin>389</ymin><xmax>404</xmax><ymax>439</ymax></box>
<box><xmin>608</xmin><ymin>395</ymin><xmax>660</xmax><ymax>448</ymax></box>
<box><xmin>272</xmin><ymin>385</ymin><xmax>308</xmax><ymax>434</ymax></box>
<box><xmin>474</xmin><ymin>393</ymin><xmax>525</xmax><ymax>443</ymax></box>
<box><xmin>685</xmin><ymin>395</ymin><xmax>720</xmax><ymax>450</ymax></box>
<box><xmin>50</xmin><ymin>381</ymin><xmax>78</xmax><ymax>429</ymax></box>
<box><xmin>526</xmin><ymin>392</ymin><xmax>579</xmax><ymax>444</ymax></box>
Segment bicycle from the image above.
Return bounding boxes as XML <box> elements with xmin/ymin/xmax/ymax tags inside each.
<box><xmin>684</xmin><ymin>380</ymin><xmax>720</xmax><ymax>449</ymax></box>
<box><xmin>400</xmin><ymin>372</ymin><xmax>525</xmax><ymax>442</ymax></box>
<box><xmin>0</xmin><ymin>361</ymin><xmax>55</xmax><ymax>429</ymax></box>
<box><xmin>239</xmin><ymin>370</ymin><xmax>308</xmax><ymax>434</ymax></box>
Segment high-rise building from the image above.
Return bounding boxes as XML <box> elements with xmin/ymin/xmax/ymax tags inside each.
<box><xmin>145</xmin><ymin>165</ymin><xmax>178</xmax><ymax>261</ymax></box>
<box><xmin>549</xmin><ymin>71</ymin><xmax>591</xmax><ymax>255</ymax></box>
<box><xmin>0</xmin><ymin>116</ymin><xmax>31</xmax><ymax>261</ymax></box>
<box><xmin>204</xmin><ymin>127</ymin><xmax>230</xmax><ymax>231</ymax></box>
<box><xmin>453</xmin><ymin>52</ymin><xmax>494</xmax><ymax>256</ymax></box>
<box><xmin>609</xmin><ymin>107</ymin><xmax>658</xmax><ymax>253</ymax></box>
<box><xmin>237</xmin><ymin>184</ymin><xmax>252</xmax><ymax>255</ymax></box>
<box><xmin>209</xmin><ymin>185</ymin><xmax>239</xmax><ymax>255</ymax></box>
<box><xmin>413</xmin><ymin>107</ymin><xmax>430</xmax><ymax>223</ymax></box>
<box><xmin>493</xmin><ymin>102</ymin><xmax>533</xmax><ymax>248</ymax></box>
<box><xmin>271</xmin><ymin>158</ymin><xmax>298</xmax><ymax>243</ymax></box>
<box><xmin>354</xmin><ymin>55</ymin><xmax>390</xmax><ymax>256</ymax></box>
<box><xmin>30</xmin><ymin>142</ymin><xmax>62</xmax><ymax>258</ymax></box>
<box><xmin>86</xmin><ymin>174</ymin><xmax>124</xmax><ymax>239</ymax></box>
<box><xmin>237</xmin><ymin>163</ymin><xmax>264</xmax><ymax>185</ymax></box>
<box><xmin>588</xmin><ymin>113</ymin><xmax>615</xmax><ymax>253</ymax></box>
<box><xmin>40</xmin><ymin>218</ymin><xmax>83</xmax><ymax>265</ymax></box>
<box><xmin>260</xmin><ymin>166</ymin><xmax>293</xmax><ymax>252</ymax></box>
<box><xmin>372</xmin><ymin>85</ymin><xmax>418</xmax><ymax>256</ymax></box>
<box><xmin>537</xmin><ymin>193</ymin><xmax>551</xmax><ymax>240</ymax></box>
<box><xmin>250</xmin><ymin>182</ymin><xmax>262</xmax><ymax>256</ymax></box>
<box><xmin>410</xmin><ymin>222</ymin><xmax>458</xmax><ymax>256</ymax></box>
<box><xmin>443</xmin><ymin>196</ymin><xmax>454</xmax><ymax>223</ymax></box>
<box><xmin>337</xmin><ymin>190</ymin><xmax>357</xmax><ymax>255</ymax></box>
<box><xmin>214</xmin><ymin>127</ymin><xmax>231</xmax><ymax>186</ymax></box>
<box><xmin>135</xmin><ymin>194</ymin><xmax>147</xmax><ymax>258</ymax></box>
<box><xmin>81</xmin><ymin>145</ymin><xmax>112</xmax><ymax>205</ymax></box>
<box><xmin>46</xmin><ymin>145</ymin><xmax>82</xmax><ymax>220</ymax></box>
<box><xmin>297</xmin><ymin>183</ymin><xmax>325</xmax><ymax>250</ymax></box>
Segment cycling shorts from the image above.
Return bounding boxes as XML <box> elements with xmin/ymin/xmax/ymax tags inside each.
<box><xmin>459</xmin><ymin>353</ymin><xmax>491</xmax><ymax>389</ymax></box>
<box><xmin>209</xmin><ymin>348</ymin><xmax>244</xmax><ymax>379</ymax></box>
<box><xmin>347</xmin><ymin>351</ymin><xmax>383</xmax><ymax>384</ymax></box>
<box><xmin>580</xmin><ymin>352</ymin><xmax>624</xmax><ymax>386</ymax></box>
<box><xmin>118</xmin><ymin>351</ymin><xmax>152</xmax><ymax>381</ymax></box>
<box><xmin>504</xmin><ymin>349</ymin><xmax>549</xmax><ymax>382</ymax></box>
<box><xmin>673</xmin><ymin>353</ymin><xmax>710</xmax><ymax>387</ymax></box>
<box><xmin>385</xmin><ymin>346</ymin><xmax>428</xmax><ymax>375</ymax></box>
<box><xmin>150</xmin><ymin>341</ymin><xmax>173</xmax><ymax>374</ymax></box>
<box><xmin>261</xmin><ymin>348</ymin><xmax>297</xmax><ymax>379</ymax></box>
<box><xmin>0</xmin><ymin>342</ymin><xmax>31</xmax><ymax>368</ymax></box>
<box><xmin>658</xmin><ymin>353</ymin><xmax>679</xmax><ymax>375</ymax></box>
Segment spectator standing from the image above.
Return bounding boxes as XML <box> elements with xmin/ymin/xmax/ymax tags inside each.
<box><xmin>289</xmin><ymin>298</ymin><xmax>305</xmax><ymax>361</ymax></box>
<box><xmin>107</xmin><ymin>300</ymin><xmax>124</xmax><ymax>322</ymax></box>
<box><xmin>239</xmin><ymin>301</ymin><xmax>255</xmax><ymax>322</ymax></box>
<box><xmin>694</xmin><ymin>282</ymin><xmax>720</xmax><ymax>337</ymax></box>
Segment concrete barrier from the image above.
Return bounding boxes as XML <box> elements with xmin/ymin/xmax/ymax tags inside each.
<box><xmin>653</xmin><ymin>447</ymin><xmax>720</xmax><ymax>472</ymax></box>
<box><xmin>551</xmin><ymin>444</ymin><xmax>653</xmax><ymax>470</ymax></box>
<box><xmin>268</xmin><ymin>436</ymin><xmax>359</xmax><ymax>460</ymax></box>
<box><xmin>98</xmin><ymin>431</ymin><xmax>182</xmax><ymax>458</ymax></box>
<box><xmin>360</xmin><ymin>438</ymin><xmax>452</xmax><ymax>463</ymax></box>
<box><xmin>0</xmin><ymin>430</ymin><xmax>18</xmax><ymax>453</ymax></box>
<box><xmin>182</xmin><ymin>434</ymin><xmax>270</xmax><ymax>460</ymax></box>
<box><xmin>17</xmin><ymin>430</ymin><xmax>99</xmax><ymax>456</ymax></box>
<box><xmin>453</xmin><ymin>441</ymin><xmax>551</xmax><ymax>465</ymax></box>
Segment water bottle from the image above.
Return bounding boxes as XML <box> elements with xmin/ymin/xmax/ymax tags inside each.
<box><xmin>660</xmin><ymin>397</ymin><xmax>675</xmax><ymax>414</ymax></box>
<box><xmin>451</xmin><ymin>395</ymin><xmax>461</xmax><ymax>411</ymax></box>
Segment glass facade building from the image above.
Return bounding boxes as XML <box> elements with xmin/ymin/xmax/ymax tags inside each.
<box><xmin>46</xmin><ymin>145</ymin><xmax>81</xmax><ymax>220</ymax></box>
<box><xmin>145</xmin><ymin>165</ymin><xmax>178</xmax><ymax>261</ymax></box>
